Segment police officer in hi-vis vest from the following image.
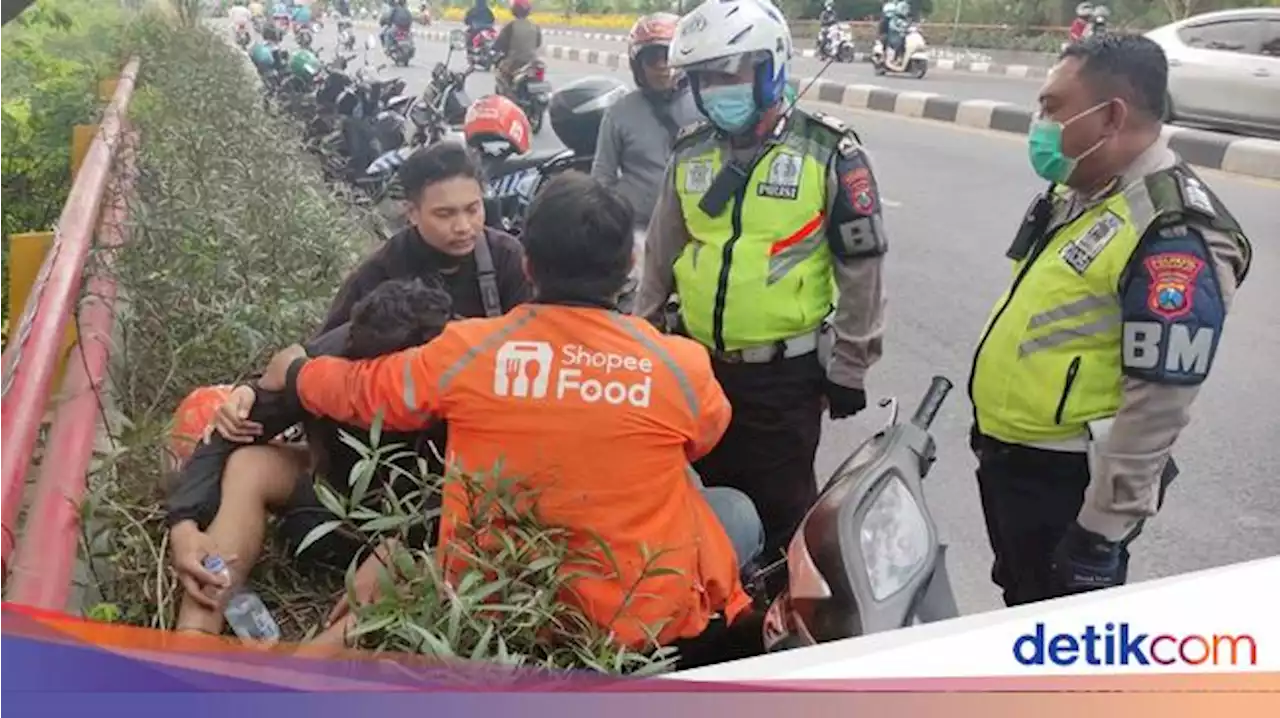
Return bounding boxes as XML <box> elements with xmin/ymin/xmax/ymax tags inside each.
<box><xmin>970</xmin><ymin>34</ymin><xmax>1251</xmax><ymax>607</ymax></box>
<box><xmin>636</xmin><ymin>0</ymin><xmax>888</xmax><ymax>563</ymax></box>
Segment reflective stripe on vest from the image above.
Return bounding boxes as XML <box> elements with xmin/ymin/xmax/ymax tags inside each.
<box><xmin>971</xmin><ymin>178</ymin><xmax>1161</xmax><ymax>445</ymax></box>
<box><xmin>671</xmin><ymin>123</ymin><xmax>837</xmax><ymax>352</ymax></box>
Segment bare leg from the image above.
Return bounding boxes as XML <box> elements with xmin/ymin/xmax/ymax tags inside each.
<box><xmin>174</xmin><ymin>445</ymin><xmax>308</xmax><ymax>633</ymax></box>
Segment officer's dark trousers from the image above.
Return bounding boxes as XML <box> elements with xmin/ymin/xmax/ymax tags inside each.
<box><xmin>695</xmin><ymin>353</ymin><xmax>825</xmax><ymax>563</ymax></box>
<box><xmin>972</xmin><ymin>431</ymin><xmax>1147</xmax><ymax>607</ymax></box>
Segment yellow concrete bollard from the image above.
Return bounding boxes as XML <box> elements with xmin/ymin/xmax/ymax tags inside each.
<box><xmin>98</xmin><ymin>77</ymin><xmax>120</xmax><ymax>103</ymax></box>
<box><xmin>4</xmin><ymin>232</ymin><xmax>80</xmax><ymax>390</ymax></box>
<box><xmin>72</xmin><ymin>124</ymin><xmax>98</xmax><ymax>180</ymax></box>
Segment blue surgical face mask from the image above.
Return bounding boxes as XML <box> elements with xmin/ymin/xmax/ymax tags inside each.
<box><xmin>699</xmin><ymin>83</ymin><xmax>758</xmax><ymax>135</ymax></box>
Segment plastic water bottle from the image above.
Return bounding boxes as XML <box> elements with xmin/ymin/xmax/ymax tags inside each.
<box><xmin>202</xmin><ymin>555</ymin><xmax>282</xmax><ymax>644</ymax></box>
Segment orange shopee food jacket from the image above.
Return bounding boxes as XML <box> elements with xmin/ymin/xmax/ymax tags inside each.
<box><xmin>293</xmin><ymin>303</ymin><xmax>752</xmax><ymax>648</ymax></box>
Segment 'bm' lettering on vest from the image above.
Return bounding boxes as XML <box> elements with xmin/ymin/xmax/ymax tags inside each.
<box><xmin>1122</xmin><ymin>322</ymin><xmax>1215</xmax><ymax>376</ymax></box>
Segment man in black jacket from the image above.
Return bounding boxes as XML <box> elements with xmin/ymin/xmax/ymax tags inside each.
<box><xmin>167</xmin><ymin>278</ymin><xmax>452</xmax><ymax>634</ymax></box>
<box><xmin>317</xmin><ymin>141</ymin><xmax>531</xmax><ymax>335</ymax></box>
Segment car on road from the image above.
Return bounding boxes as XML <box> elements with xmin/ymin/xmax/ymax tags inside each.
<box><xmin>1146</xmin><ymin>8</ymin><xmax>1280</xmax><ymax>137</ymax></box>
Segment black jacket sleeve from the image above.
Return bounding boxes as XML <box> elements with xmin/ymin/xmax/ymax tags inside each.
<box><xmin>163</xmin><ymin>386</ymin><xmax>311</xmax><ymax>529</ymax></box>
<box><xmin>164</xmin><ymin>325</ymin><xmax>353</xmax><ymax>528</ymax></box>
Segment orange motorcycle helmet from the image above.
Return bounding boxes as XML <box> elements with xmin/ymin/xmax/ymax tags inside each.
<box><xmin>463</xmin><ymin>94</ymin><xmax>532</xmax><ymax>158</ymax></box>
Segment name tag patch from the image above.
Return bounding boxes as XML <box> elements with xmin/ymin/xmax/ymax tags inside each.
<box><xmin>684</xmin><ymin>160</ymin><xmax>714</xmax><ymax>193</ymax></box>
<box><xmin>756</xmin><ymin>152</ymin><xmax>802</xmax><ymax>200</ymax></box>
<box><xmin>1060</xmin><ymin>210</ymin><xmax>1123</xmax><ymax>275</ymax></box>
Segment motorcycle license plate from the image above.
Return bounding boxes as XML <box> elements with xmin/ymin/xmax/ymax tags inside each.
<box><xmin>524</xmin><ymin>81</ymin><xmax>552</xmax><ymax>94</ymax></box>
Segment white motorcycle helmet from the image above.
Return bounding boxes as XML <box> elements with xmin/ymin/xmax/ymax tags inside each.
<box><xmin>668</xmin><ymin>0</ymin><xmax>792</xmax><ymax>127</ymax></box>
<box><xmin>896</xmin><ymin>1</ymin><xmax>910</xmax><ymax>17</ymax></box>
<box><xmin>882</xmin><ymin>2</ymin><xmax>895</xmax><ymax>15</ymax></box>
<box><xmin>1076</xmin><ymin>2</ymin><xmax>1094</xmax><ymax>17</ymax></box>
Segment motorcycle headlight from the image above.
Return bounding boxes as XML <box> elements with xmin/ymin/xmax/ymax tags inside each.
<box><xmin>858</xmin><ymin>476</ymin><xmax>930</xmax><ymax>601</ymax></box>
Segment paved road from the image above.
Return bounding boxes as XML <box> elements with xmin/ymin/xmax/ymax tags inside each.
<box><xmin>431</xmin><ymin>21</ymin><xmax>1049</xmax><ymax>109</ymax></box>
<box><xmin>297</xmin><ymin>24</ymin><xmax>1280</xmax><ymax>618</ymax></box>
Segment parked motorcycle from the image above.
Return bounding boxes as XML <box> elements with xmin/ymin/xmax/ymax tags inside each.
<box><xmin>468</xmin><ymin>26</ymin><xmax>499</xmax><ymax>71</ymax></box>
<box><xmin>817</xmin><ymin>23</ymin><xmax>856</xmax><ymax>63</ymax></box>
<box><xmin>872</xmin><ymin>24</ymin><xmax>928</xmax><ymax>78</ymax></box>
<box><xmin>505</xmin><ymin>59</ymin><xmax>552</xmax><ymax>135</ymax></box>
<box><xmin>416</xmin><ymin>48</ymin><xmax>475</xmax><ymax>142</ymax></box>
<box><xmin>386</xmin><ymin>25</ymin><xmax>416</xmax><ymax>67</ymax></box>
<box><xmin>477</xmin><ymin>76</ymin><xmax>625</xmax><ymax>236</ymax></box>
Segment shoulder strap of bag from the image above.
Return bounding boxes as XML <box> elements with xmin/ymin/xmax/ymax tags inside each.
<box><xmin>473</xmin><ymin>232</ymin><xmax>503</xmax><ymax>318</ymax></box>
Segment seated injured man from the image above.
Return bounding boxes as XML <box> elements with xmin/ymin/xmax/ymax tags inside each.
<box><xmin>238</xmin><ymin>172</ymin><xmax>766</xmax><ymax>655</ymax></box>
<box><xmin>164</xmin><ymin>277</ymin><xmax>453</xmax><ymax>635</ymax></box>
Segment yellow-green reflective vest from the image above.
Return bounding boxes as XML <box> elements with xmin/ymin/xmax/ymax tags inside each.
<box><xmin>671</xmin><ymin>115</ymin><xmax>840</xmax><ymax>352</ymax></box>
<box><xmin>970</xmin><ymin>166</ymin><xmax>1251</xmax><ymax>445</ymax></box>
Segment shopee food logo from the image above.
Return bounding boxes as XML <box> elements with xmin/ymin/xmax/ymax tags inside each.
<box><xmin>1014</xmin><ymin>622</ymin><xmax>1258</xmax><ymax>667</ymax></box>
<box><xmin>493</xmin><ymin>341</ymin><xmax>653</xmax><ymax>407</ymax></box>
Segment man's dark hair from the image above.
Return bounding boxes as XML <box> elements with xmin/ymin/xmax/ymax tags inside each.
<box><xmin>345</xmin><ymin>277</ymin><xmax>453</xmax><ymax>359</ymax></box>
<box><xmin>522</xmin><ymin>172</ymin><xmax>634</xmax><ymax>304</ymax></box>
<box><xmin>399</xmin><ymin>141</ymin><xmax>486</xmax><ymax>204</ymax></box>
<box><xmin>1060</xmin><ymin>34</ymin><xmax>1168</xmax><ymax>122</ymax></box>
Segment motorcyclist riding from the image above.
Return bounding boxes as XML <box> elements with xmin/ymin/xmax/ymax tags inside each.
<box><xmin>1069</xmin><ymin>3</ymin><xmax>1092</xmax><ymax>44</ymax></box>
<box><xmin>817</xmin><ymin>0</ymin><xmax>840</xmax><ymax>58</ymax></box>
<box><xmin>494</xmin><ymin>0</ymin><xmax>542</xmax><ymax>97</ymax></box>
<box><xmin>819</xmin><ymin>0</ymin><xmax>837</xmax><ymax>28</ymax></box>
<box><xmin>1089</xmin><ymin>4</ymin><xmax>1110</xmax><ymax>37</ymax></box>
<box><xmin>882</xmin><ymin>1</ymin><xmax>910</xmax><ymax>64</ymax></box>
<box><xmin>229</xmin><ymin>3</ymin><xmax>252</xmax><ymax>38</ymax></box>
<box><xmin>464</xmin><ymin>0</ymin><xmax>497</xmax><ymax>51</ymax></box>
<box><xmin>291</xmin><ymin>0</ymin><xmax>312</xmax><ymax>30</ymax></box>
<box><xmin>380</xmin><ymin>0</ymin><xmax>414</xmax><ymax>50</ymax></box>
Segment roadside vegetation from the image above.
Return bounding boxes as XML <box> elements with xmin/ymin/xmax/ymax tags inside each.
<box><xmin>1</xmin><ymin>0</ymin><xmax>133</xmax><ymax>344</ymax></box>
<box><xmin>63</xmin><ymin>7</ymin><xmax>675</xmax><ymax>674</ymax></box>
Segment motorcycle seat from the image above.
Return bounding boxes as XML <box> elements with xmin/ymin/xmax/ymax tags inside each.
<box><xmin>384</xmin><ymin>94</ymin><xmax>414</xmax><ymax>113</ymax></box>
<box><xmin>492</xmin><ymin>148</ymin><xmax>573</xmax><ymax>175</ymax></box>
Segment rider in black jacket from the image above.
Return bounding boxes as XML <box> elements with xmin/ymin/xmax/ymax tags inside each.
<box><xmin>464</xmin><ymin>0</ymin><xmax>496</xmax><ymax>48</ymax></box>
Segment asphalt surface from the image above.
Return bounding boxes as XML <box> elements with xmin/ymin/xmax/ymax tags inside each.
<box><xmin>426</xmin><ymin>21</ymin><xmax>1050</xmax><ymax>109</ymax></box>
<box><xmin>288</xmin><ymin>23</ymin><xmax>1280</xmax><ymax>617</ymax></box>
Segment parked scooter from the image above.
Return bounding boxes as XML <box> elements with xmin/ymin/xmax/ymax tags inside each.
<box><xmin>871</xmin><ymin>23</ymin><xmax>928</xmax><ymax>78</ymax></box>
<box><xmin>757</xmin><ymin>375</ymin><xmax>959</xmax><ymax>651</ymax></box>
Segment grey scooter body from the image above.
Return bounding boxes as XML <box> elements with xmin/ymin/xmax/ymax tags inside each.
<box><xmin>762</xmin><ymin>376</ymin><xmax>960</xmax><ymax>650</ymax></box>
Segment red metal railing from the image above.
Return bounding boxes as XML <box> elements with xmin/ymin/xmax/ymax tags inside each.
<box><xmin>1</xmin><ymin>58</ymin><xmax>141</xmax><ymax>610</ymax></box>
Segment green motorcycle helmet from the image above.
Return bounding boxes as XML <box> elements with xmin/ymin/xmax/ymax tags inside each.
<box><xmin>289</xmin><ymin>49</ymin><xmax>321</xmax><ymax>81</ymax></box>
<box><xmin>249</xmin><ymin>42</ymin><xmax>275</xmax><ymax>70</ymax></box>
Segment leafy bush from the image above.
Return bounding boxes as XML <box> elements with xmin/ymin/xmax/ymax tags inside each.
<box><xmin>82</xmin><ymin>14</ymin><xmax>368</xmax><ymax>632</ymax></box>
<box><xmin>302</xmin><ymin>419</ymin><xmax>679</xmax><ymax>675</ymax></box>
<box><xmin>1</xmin><ymin>0</ymin><xmax>131</xmax><ymax>335</ymax></box>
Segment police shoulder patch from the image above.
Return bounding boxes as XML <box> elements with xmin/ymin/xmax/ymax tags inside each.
<box><xmin>674</xmin><ymin>120</ymin><xmax>712</xmax><ymax>148</ymax></box>
<box><xmin>1118</xmin><ymin>225</ymin><xmax>1225</xmax><ymax>386</ymax></box>
<box><xmin>808</xmin><ymin>111</ymin><xmax>862</xmax><ymax>157</ymax></box>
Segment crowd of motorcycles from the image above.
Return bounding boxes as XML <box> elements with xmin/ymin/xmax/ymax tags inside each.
<box><xmin>239</xmin><ymin>19</ymin><xmax>572</xmax><ymax>240</ymax></box>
